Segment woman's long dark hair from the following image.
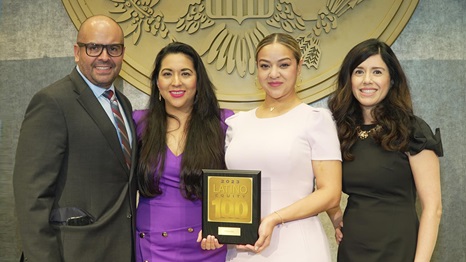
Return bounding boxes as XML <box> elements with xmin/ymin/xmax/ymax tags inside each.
<box><xmin>137</xmin><ymin>42</ymin><xmax>225</xmax><ymax>200</ymax></box>
<box><xmin>328</xmin><ymin>39</ymin><xmax>414</xmax><ymax>161</ymax></box>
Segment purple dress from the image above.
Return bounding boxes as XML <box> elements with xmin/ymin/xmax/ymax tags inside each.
<box><xmin>133</xmin><ymin>109</ymin><xmax>234</xmax><ymax>262</ymax></box>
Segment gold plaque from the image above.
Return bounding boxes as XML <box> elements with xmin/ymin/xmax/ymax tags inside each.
<box><xmin>207</xmin><ymin>176</ymin><xmax>253</xmax><ymax>224</ymax></box>
<box><xmin>202</xmin><ymin>169</ymin><xmax>261</xmax><ymax>244</ymax></box>
<box><xmin>61</xmin><ymin>0</ymin><xmax>419</xmax><ymax>110</ymax></box>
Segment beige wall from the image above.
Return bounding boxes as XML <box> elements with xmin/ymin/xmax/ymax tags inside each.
<box><xmin>0</xmin><ymin>0</ymin><xmax>464</xmax><ymax>261</ymax></box>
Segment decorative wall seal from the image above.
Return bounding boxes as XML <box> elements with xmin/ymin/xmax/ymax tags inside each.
<box><xmin>61</xmin><ymin>0</ymin><xmax>419</xmax><ymax>110</ymax></box>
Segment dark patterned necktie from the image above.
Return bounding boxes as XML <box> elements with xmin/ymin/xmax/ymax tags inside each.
<box><xmin>103</xmin><ymin>90</ymin><xmax>131</xmax><ymax>169</ymax></box>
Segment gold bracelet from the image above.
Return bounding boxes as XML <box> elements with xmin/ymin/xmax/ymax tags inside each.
<box><xmin>274</xmin><ymin>211</ymin><xmax>285</xmax><ymax>226</ymax></box>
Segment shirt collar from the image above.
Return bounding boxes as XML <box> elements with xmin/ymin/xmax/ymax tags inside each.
<box><xmin>76</xmin><ymin>65</ymin><xmax>115</xmax><ymax>98</ymax></box>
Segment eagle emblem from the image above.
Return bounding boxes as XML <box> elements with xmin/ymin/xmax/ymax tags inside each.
<box><xmin>62</xmin><ymin>0</ymin><xmax>419</xmax><ymax>110</ymax></box>
<box><xmin>109</xmin><ymin>0</ymin><xmax>365</xmax><ymax>77</ymax></box>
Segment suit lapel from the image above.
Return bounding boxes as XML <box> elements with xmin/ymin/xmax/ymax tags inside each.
<box><xmin>69</xmin><ymin>69</ymin><xmax>129</xmax><ymax>172</ymax></box>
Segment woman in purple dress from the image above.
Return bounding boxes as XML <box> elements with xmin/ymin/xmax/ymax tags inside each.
<box><xmin>133</xmin><ymin>42</ymin><xmax>234</xmax><ymax>262</ymax></box>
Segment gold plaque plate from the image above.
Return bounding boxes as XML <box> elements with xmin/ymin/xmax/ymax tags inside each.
<box><xmin>207</xmin><ymin>176</ymin><xmax>253</xmax><ymax>223</ymax></box>
<box><xmin>61</xmin><ymin>0</ymin><xmax>419</xmax><ymax>110</ymax></box>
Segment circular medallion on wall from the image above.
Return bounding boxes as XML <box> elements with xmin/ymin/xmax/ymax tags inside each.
<box><xmin>62</xmin><ymin>0</ymin><xmax>418</xmax><ymax>110</ymax></box>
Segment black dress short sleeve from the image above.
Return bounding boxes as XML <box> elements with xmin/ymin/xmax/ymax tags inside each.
<box><xmin>409</xmin><ymin>116</ymin><xmax>443</xmax><ymax>157</ymax></box>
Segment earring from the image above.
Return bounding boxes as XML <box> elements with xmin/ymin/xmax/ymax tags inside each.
<box><xmin>158</xmin><ymin>93</ymin><xmax>162</xmax><ymax>101</ymax></box>
<box><xmin>255</xmin><ymin>77</ymin><xmax>262</xmax><ymax>90</ymax></box>
<box><xmin>296</xmin><ymin>75</ymin><xmax>302</xmax><ymax>88</ymax></box>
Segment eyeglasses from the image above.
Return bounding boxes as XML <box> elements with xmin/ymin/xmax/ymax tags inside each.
<box><xmin>77</xmin><ymin>42</ymin><xmax>124</xmax><ymax>57</ymax></box>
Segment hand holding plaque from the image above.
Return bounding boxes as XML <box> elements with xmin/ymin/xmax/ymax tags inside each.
<box><xmin>202</xmin><ymin>169</ymin><xmax>261</xmax><ymax>245</ymax></box>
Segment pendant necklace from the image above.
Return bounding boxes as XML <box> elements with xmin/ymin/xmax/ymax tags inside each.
<box><xmin>356</xmin><ymin>125</ymin><xmax>381</xmax><ymax>140</ymax></box>
<box><xmin>261</xmin><ymin>98</ymin><xmax>301</xmax><ymax>113</ymax></box>
<box><xmin>261</xmin><ymin>104</ymin><xmax>275</xmax><ymax>112</ymax></box>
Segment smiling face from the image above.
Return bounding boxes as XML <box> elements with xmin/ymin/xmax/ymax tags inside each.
<box><xmin>157</xmin><ymin>53</ymin><xmax>197</xmax><ymax>113</ymax></box>
<box><xmin>256</xmin><ymin>43</ymin><xmax>302</xmax><ymax>101</ymax></box>
<box><xmin>351</xmin><ymin>54</ymin><xmax>391</xmax><ymax>115</ymax></box>
<box><xmin>74</xmin><ymin>16</ymin><xmax>124</xmax><ymax>88</ymax></box>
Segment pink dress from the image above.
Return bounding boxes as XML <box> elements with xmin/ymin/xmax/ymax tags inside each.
<box><xmin>134</xmin><ymin>109</ymin><xmax>234</xmax><ymax>262</ymax></box>
<box><xmin>224</xmin><ymin>103</ymin><xmax>341</xmax><ymax>261</ymax></box>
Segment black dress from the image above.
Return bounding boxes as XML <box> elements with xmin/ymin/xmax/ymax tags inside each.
<box><xmin>337</xmin><ymin>116</ymin><xmax>443</xmax><ymax>262</ymax></box>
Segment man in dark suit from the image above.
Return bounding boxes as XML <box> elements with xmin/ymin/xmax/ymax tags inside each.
<box><xmin>13</xmin><ymin>15</ymin><xmax>137</xmax><ymax>261</ymax></box>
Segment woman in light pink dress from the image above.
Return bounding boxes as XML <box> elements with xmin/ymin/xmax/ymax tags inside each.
<box><xmin>224</xmin><ymin>33</ymin><xmax>342</xmax><ymax>262</ymax></box>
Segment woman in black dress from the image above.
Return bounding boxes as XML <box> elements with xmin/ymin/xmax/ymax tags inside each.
<box><xmin>326</xmin><ymin>39</ymin><xmax>443</xmax><ymax>261</ymax></box>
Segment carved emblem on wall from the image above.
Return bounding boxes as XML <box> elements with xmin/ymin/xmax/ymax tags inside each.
<box><xmin>62</xmin><ymin>0</ymin><xmax>418</xmax><ymax>110</ymax></box>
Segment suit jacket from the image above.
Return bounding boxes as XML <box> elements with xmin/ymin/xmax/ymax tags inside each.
<box><xmin>13</xmin><ymin>68</ymin><xmax>138</xmax><ymax>261</ymax></box>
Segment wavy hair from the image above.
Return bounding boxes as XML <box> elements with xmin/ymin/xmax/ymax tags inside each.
<box><xmin>137</xmin><ymin>42</ymin><xmax>225</xmax><ymax>199</ymax></box>
<box><xmin>328</xmin><ymin>38</ymin><xmax>414</xmax><ymax>161</ymax></box>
